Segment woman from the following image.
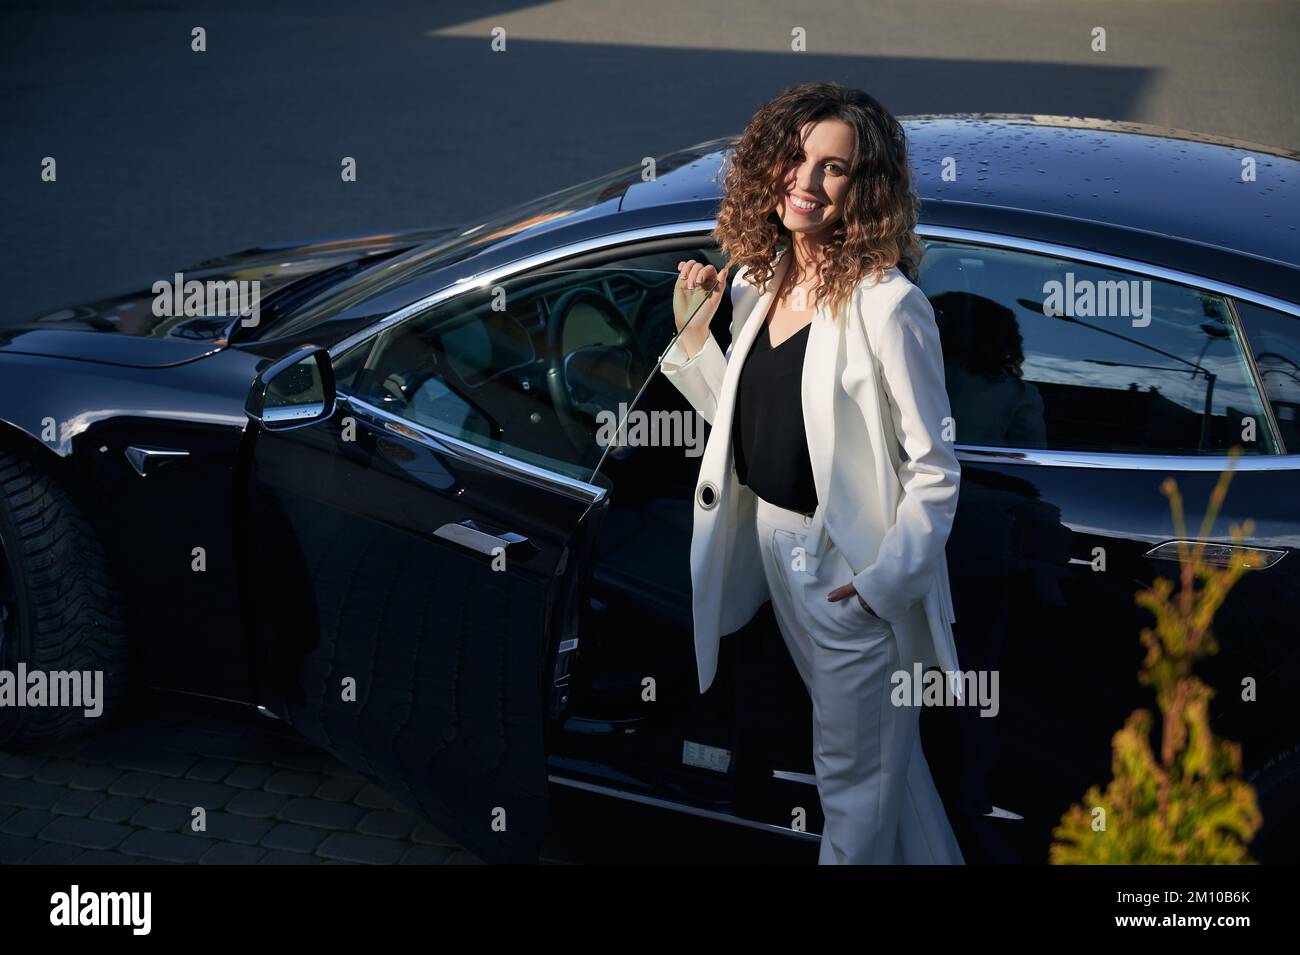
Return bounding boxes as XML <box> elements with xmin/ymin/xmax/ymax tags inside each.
<box><xmin>661</xmin><ymin>81</ymin><xmax>964</xmax><ymax>864</ymax></box>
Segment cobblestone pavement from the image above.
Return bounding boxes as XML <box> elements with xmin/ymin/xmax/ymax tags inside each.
<box><xmin>0</xmin><ymin>698</ymin><xmax>490</xmax><ymax>865</ymax></box>
<box><xmin>0</xmin><ymin>695</ymin><xmax>814</xmax><ymax>865</ymax></box>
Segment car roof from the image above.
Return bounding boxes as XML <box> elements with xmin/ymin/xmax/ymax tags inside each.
<box><xmin>283</xmin><ymin>115</ymin><xmax>1300</xmax><ymax>346</ymax></box>
<box><xmin>621</xmin><ymin>115</ymin><xmax>1299</xmax><ymax>271</ymax></box>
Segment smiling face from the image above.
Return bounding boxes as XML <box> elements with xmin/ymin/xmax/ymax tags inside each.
<box><xmin>773</xmin><ymin>118</ymin><xmax>856</xmax><ymax>240</ymax></box>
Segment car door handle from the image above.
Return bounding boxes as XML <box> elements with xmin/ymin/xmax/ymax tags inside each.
<box><xmin>1143</xmin><ymin>539</ymin><xmax>1285</xmax><ymax>570</ymax></box>
<box><xmin>434</xmin><ymin>519</ymin><xmax>533</xmax><ymax>558</ymax></box>
<box><xmin>124</xmin><ymin>446</ymin><xmax>190</xmax><ymax>477</ymax></box>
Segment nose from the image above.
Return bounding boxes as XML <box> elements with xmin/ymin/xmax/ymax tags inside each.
<box><xmin>795</xmin><ymin>162</ymin><xmax>822</xmax><ymax>196</ymax></box>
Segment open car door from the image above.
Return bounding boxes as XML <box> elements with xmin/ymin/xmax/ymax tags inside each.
<box><xmin>237</xmin><ymin>263</ymin><xmax>711</xmax><ymax>862</ymax></box>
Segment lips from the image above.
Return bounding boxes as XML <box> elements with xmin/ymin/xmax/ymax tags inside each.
<box><xmin>788</xmin><ymin>193</ymin><xmax>824</xmax><ymax>212</ymax></box>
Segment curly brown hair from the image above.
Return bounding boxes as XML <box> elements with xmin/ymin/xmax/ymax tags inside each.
<box><xmin>713</xmin><ymin>81</ymin><xmax>924</xmax><ymax>320</ymax></box>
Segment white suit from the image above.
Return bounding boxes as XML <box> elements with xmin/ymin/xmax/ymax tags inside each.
<box><xmin>659</xmin><ymin>245</ymin><xmax>964</xmax><ymax>863</ymax></box>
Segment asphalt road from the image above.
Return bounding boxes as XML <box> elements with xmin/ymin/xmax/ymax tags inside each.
<box><xmin>1</xmin><ymin>0</ymin><xmax>1296</xmax><ymax>864</ymax></box>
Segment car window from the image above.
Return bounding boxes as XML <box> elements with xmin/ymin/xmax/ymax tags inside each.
<box><xmin>340</xmin><ymin>263</ymin><xmax>715</xmax><ymax>483</ymax></box>
<box><xmin>1234</xmin><ymin>299</ymin><xmax>1300</xmax><ymax>453</ymax></box>
<box><xmin>916</xmin><ymin>240</ymin><xmax>1279</xmax><ymax>455</ymax></box>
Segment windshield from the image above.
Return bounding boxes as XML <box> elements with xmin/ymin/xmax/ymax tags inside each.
<box><xmin>269</xmin><ymin>162</ymin><xmax>645</xmax><ymax>339</ymax></box>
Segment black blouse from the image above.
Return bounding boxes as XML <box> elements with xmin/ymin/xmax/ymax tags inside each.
<box><xmin>731</xmin><ymin>321</ymin><xmax>819</xmax><ymax>515</ymax></box>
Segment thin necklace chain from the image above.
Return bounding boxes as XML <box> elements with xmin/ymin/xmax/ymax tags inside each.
<box><xmin>777</xmin><ymin>249</ymin><xmax>823</xmax><ymax>313</ymax></box>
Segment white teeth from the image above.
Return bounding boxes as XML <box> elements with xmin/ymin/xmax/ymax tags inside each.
<box><xmin>790</xmin><ymin>196</ymin><xmax>821</xmax><ymax>211</ymax></box>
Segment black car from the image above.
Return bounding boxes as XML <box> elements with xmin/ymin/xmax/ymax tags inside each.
<box><xmin>1</xmin><ymin>115</ymin><xmax>1297</xmax><ymax>864</ymax></box>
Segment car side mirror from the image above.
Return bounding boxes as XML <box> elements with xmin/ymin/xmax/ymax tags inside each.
<box><xmin>245</xmin><ymin>345</ymin><xmax>336</xmax><ymax>431</ymax></box>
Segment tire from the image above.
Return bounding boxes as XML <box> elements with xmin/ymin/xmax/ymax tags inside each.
<box><xmin>0</xmin><ymin>446</ymin><xmax>129</xmax><ymax>747</ymax></box>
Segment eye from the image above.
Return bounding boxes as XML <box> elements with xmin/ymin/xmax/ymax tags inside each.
<box><xmin>793</xmin><ymin>151</ymin><xmax>845</xmax><ymax>177</ymax></box>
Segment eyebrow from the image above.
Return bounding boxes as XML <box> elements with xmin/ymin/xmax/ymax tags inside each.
<box><xmin>801</xmin><ymin>151</ymin><xmax>851</xmax><ymax>164</ymax></box>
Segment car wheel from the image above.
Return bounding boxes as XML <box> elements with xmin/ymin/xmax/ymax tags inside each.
<box><xmin>0</xmin><ymin>447</ymin><xmax>129</xmax><ymax>747</ymax></box>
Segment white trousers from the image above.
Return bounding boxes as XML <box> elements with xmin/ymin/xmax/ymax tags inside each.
<box><xmin>754</xmin><ymin>495</ymin><xmax>965</xmax><ymax>864</ymax></box>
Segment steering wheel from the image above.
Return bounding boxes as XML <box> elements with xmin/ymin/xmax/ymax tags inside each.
<box><xmin>544</xmin><ymin>287</ymin><xmax>651</xmax><ymax>461</ymax></box>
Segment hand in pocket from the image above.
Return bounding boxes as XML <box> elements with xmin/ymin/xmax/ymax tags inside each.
<box><xmin>826</xmin><ymin>582</ymin><xmax>879</xmax><ymax>618</ymax></box>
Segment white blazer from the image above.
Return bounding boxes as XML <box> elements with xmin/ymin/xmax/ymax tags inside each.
<box><xmin>659</xmin><ymin>245</ymin><xmax>962</xmax><ymax>696</ymax></box>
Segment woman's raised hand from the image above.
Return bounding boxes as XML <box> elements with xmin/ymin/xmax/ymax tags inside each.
<box><xmin>672</xmin><ymin>260</ymin><xmax>729</xmax><ymax>356</ymax></box>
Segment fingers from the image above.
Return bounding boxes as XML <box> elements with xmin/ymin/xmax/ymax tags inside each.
<box><xmin>826</xmin><ymin>584</ymin><xmax>853</xmax><ymax>601</ymax></box>
<box><xmin>677</xmin><ymin>260</ymin><xmax>707</xmax><ymax>288</ymax></box>
<box><xmin>826</xmin><ymin>584</ymin><xmax>878</xmax><ymax>617</ymax></box>
<box><xmin>676</xmin><ymin>260</ymin><xmax>721</xmax><ymax>292</ymax></box>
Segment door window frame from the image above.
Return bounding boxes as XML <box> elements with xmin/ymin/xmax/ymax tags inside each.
<box><xmin>919</xmin><ymin>225</ymin><xmax>1298</xmax><ymax>467</ymax></box>
<box><xmin>328</xmin><ymin>220</ymin><xmax>1300</xmax><ymax>478</ymax></box>
<box><xmin>327</xmin><ymin>222</ymin><xmax>722</xmax><ymax>500</ymax></box>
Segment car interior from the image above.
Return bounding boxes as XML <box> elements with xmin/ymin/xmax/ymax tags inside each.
<box><xmin>541</xmin><ymin>246</ymin><xmax>827</xmax><ymax>821</ymax></box>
